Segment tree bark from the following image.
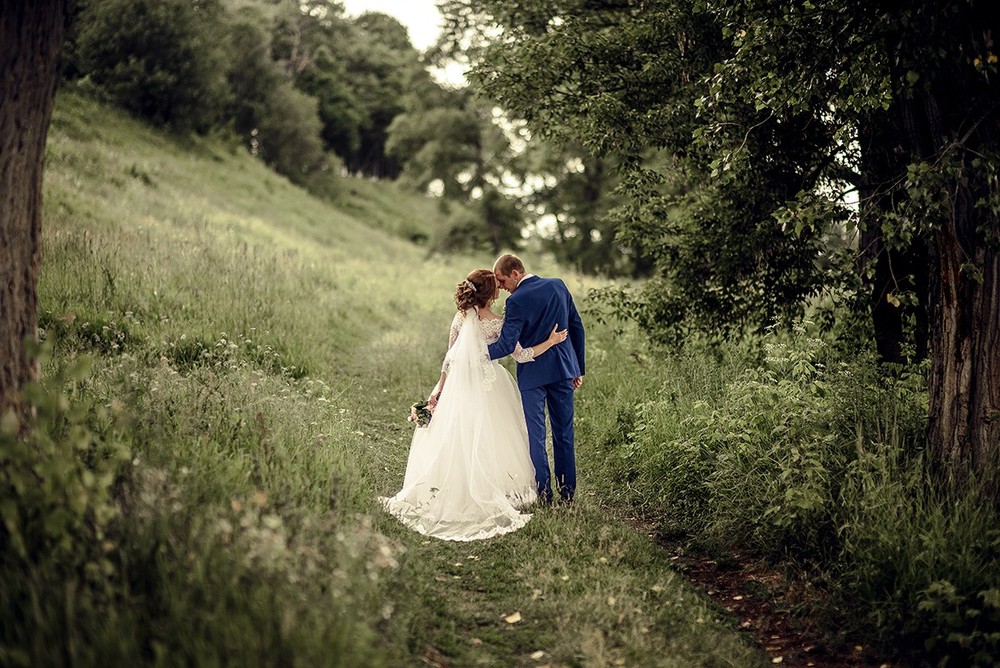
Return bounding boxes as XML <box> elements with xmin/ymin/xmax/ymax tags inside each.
<box><xmin>913</xmin><ymin>2</ymin><xmax>1000</xmax><ymax>494</ymax></box>
<box><xmin>0</xmin><ymin>1</ymin><xmax>67</xmax><ymax>422</ymax></box>
<box><xmin>927</xmin><ymin>184</ymin><xmax>1000</xmax><ymax>493</ymax></box>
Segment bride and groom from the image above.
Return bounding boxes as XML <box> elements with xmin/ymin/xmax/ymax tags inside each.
<box><xmin>380</xmin><ymin>254</ymin><xmax>586</xmax><ymax>541</ymax></box>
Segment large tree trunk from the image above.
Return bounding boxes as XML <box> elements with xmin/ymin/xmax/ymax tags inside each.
<box><xmin>0</xmin><ymin>1</ymin><xmax>67</xmax><ymax>422</ymax></box>
<box><xmin>858</xmin><ymin>115</ymin><xmax>906</xmax><ymax>365</ymax></box>
<box><xmin>927</xmin><ymin>191</ymin><xmax>1000</xmax><ymax>493</ymax></box>
<box><xmin>910</xmin><ymin>2</ymin><xmax>1000</xmax><ymax>494</ymax></box>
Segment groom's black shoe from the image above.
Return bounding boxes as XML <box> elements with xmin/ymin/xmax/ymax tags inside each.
<box><xmin>558</xmin><ymin>483</ymin><xmax>574</xmax><ymax>505</ymax></box>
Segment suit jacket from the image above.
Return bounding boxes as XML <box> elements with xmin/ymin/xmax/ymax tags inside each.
<box><xmin>488</xmin><ymin>275</ymin><xmax>585</xmax><ymax>390</ymax></box>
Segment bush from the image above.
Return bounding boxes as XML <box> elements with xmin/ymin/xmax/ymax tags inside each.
<box><xmin>70</xmin><ymin>0</ymin><xmax>231</xmax><ymax>132</ymax></box>
<box><xmin>0</xmin><ymin>340</ymin><xmax>394</xmax><ymax>665</ymax></box>
<box><xmin>699</xmin><ymin>333</ymin><xmax>846</xmax><ymax>558</ymax></box>
<box><xmin>607</xmin><ymin>327</ymin><xmax>851</xmax><ymax>558</ymax></box>
<box><xmin>836</xmin><ymin>457</ymin><xmax>1000</xmax><ymax>665</ymax></box>
<box><xmin>595</xmin><ymin>323</ymin><xmax>1000</xmax><ymax>664</ymax></box>
<box><xmin>0</xmin><ymin>345</ymin><xmax>129</xmax><ymax>666</ymax></box>
<box><xmin>255</xmin><ymin>82</ymin><xmax>329</xmax><ymax>186</ymax></box>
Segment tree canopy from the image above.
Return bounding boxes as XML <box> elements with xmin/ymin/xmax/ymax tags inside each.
<box><xmin>440</xmin><ymin>0</ymin><xmax>1000</xmax><ymax>491</ymax></box>
<box><xmin>64</xmin><ymin>0</ymin><xmax>443</xmax><ymax>185</ymax></box>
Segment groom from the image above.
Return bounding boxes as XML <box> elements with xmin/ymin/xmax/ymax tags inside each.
<box><xmin>487</xmin><ymin>254</ymin><xmax>585</xmax><ymax>504</ymax></box>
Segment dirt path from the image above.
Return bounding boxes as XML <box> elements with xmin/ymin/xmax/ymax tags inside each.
<box><xmin>620</xmin><ymin>514</ymin><xmax>904</xmax><ymax>668</ymax></box>
<box><xmin>662</xmin><ymin>541</ymin><xmax>906</xmax><ymax>668</ymax></box>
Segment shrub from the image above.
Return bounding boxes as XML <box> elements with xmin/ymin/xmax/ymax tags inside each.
<box><xmin>596</xmin><ymin>323</ymin><xmax>1000</xmax><ymax>664</ymax></box>
<box><xmin>0</xmin><ymin>344</ymin><xmax>130</xmax><ymax>666</ymax></box>
<box><xmin>608</xmin><ymin>327</ymin><xmax>850</xmax><ymax>557</ymax></box>
<box><xmin>255</xmin><ymin>82</ymin><xmax>328</xmax><ymax>184</ymax></box>
<box><xmin>836</xmin><ymin>457</ymin><xmax>1000</xmax><ymax>665</ymax></box>
<box><xmin>70</xmin><ymin>0</ymin><xmax>231</xmax><ymax>132</ymax></box>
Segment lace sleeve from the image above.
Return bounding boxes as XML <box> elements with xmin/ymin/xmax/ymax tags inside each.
<box><xmin>442</xmin><ymin>311</ymin><xmax>464</xmax><ymax>373</ymax></box>
<box><xmin>512</xmin><ymin>342</ymin><xmax>535</xmax><ymax>363</ymax></box>
<box><xmin>447</xmin><ymin>312</ymin><xmax>462</xmax><ymax>349</ymax></box>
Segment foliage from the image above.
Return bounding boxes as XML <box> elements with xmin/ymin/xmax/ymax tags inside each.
<box><xmin>837</xmin><ymin>458</ymin><xmax>1000</xmax><ymax>666</ymax></box>
<box><xmin>439</xmin><ymin>0</ymin><xmax>851</xmax><ymax>343</ymax></box>
<box><xmin>296</xmin><ymin>43</ymin><xmax>367</xmax><ymax>161</ymax></box>
<box><xmin>589</xmin><ymin>321</ymin><xmax>1000</xmax><ymax>664</ymax></box>
<box><xmin>0</xmin><ymin>349</ymin><xmax>124</xmax><ymax>564</ymax></box>
<box><xmin>386</xmin><ymin>88</ymin><xmax>525</xmax><ymax>254</ymax></box>
<box><xmin>0</xmin><ymin>344</ymin><xmax>129</xmax><ymax>665</ymax></box>
<box><xmin>521</xmin><ymin>147</ymin><xmax>648</xmax><ymax>277</ymax></box>
<box><xmin>916</xmin><ymin>580</ymin><xmax>1000</xmax><ymax>665</ymax></box>
<box><xmin>270</xmin><ymin>1</ymin><xmax>427</xmax><ymax>178</ymax></box>
<box><xmin>63</xmin><ymin>0</ymin><xmax>456</xmax><ymax>190</ymax></box>
<box><xmin>19</xmin><ymin>90</ymin><xmax>773</xmax><ymax>666</ymax></box>
<box><xmin>69</xmin><ymin>0</ymin><xmax>231</xmax><ymax>132</ymax></box>
<box><xmin>222</xmin><ymin>4</ymin><xmax>335</xmax><ymax>188</ymax></box>
<box><xmin>255</xmin><ymin>80</ymin><xmax>329</xmax><ymax>184</ymax></box>
<box><xmin>442</xmin><ymin>0</ymin><xmax>999</xmax><ymax>360</ymax></box>
<box><xmin>31</xmin><ymin>13</ymin><xmax>1000</xmax><ymax>660</ymax></box>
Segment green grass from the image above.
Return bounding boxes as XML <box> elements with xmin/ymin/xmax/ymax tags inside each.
<box><xmin>584</xmin><ymin>323</ymin><xmax>1000</xmax><ymax>665</ymax></box>
<box><xmin>1</xmin><ymin>90</ymin><xmax>770</xmax><ymax>666</ymax></box>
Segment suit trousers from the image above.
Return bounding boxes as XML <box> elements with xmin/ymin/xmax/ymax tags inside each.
<box><xmin>520</xmin><ymin>378</ymin><xmax>576</xmax><ymax>502</ymax></box>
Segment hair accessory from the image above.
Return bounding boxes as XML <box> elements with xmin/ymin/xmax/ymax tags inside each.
<box><xmin>464</xmin><ymin>279</ymin><xmax>476</xmax><ymax>292</ymax></box>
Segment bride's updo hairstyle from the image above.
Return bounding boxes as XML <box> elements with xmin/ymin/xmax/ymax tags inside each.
<box><xmin>454</xmin><ymin>268</ymin><xmax>497</xmax><ymax>311</ymax></box>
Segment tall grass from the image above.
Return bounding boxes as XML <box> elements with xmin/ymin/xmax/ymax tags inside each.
<box><xmin>0</xmin><ymin>91</ymin><xmax>770</xmax><ymax>666</ymax></box>
<box><xmin>589</xmin><ymin>323</ymin><xmax>1000</xmax><ymax>665</ymax></box>
<box><xmin>14</xmin><ymin>88</ymin><xmax>995</xmax><ymax>668</ymax></box>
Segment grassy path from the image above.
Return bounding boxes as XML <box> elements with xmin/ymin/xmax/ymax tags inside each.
<box><xmin>28</xmin><ymin>91</ymin><xmax>770</xmax><ymax>666</ymax></box>
<box><xmin>351</xmin><ymin>358</ymin><xmax>769</xmax><ymax>667</ymax></box>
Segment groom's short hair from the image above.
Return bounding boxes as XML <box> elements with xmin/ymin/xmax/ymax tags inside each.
<box><xmin>494</xmin><ymin>253</ymin><xmax>525</xmax><ymax>276</ymax></box>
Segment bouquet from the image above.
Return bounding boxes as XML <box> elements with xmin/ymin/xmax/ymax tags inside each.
<box><xmin>408</xmin><ymin>400</ymin><xmax>433</xmax><ymax>428</ymax></box>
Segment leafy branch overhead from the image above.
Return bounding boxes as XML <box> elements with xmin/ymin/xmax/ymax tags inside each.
<box><xmin>440</xmin><ymin>0</ymin><xmax>1000</xmax><ymax>492</ymax></box>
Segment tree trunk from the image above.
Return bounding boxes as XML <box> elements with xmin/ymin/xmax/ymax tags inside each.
<box><xmin>858</xmin><ymin>227</ymin><xmax>905</xmax><ymax>365</ymax></box>
<box><xmin>913</xmin><ymin>2</ymin><xmax>1000</xmax><ymax>494</ymax></box>
<box><xmin>0</xmin><ymin>1</ymin><xmax>67</xmax><ymax>422</ymax></box>
<box><xmin>858</xmin><ymin>111</ymin><xmax>930</xmax><ymax>366</ymax></box>
<box><xmin>927</xmin><ymin>191</ymin><xmax>1000</xmax><ymax>493</ymax></box>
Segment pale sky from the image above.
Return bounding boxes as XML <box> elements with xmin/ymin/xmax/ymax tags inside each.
<box><xmin>340</xmin><ymin>0</ymin><xmax>443</xmax><ymax>51</ymax></box>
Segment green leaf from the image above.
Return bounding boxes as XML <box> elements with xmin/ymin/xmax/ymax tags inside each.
<box><xmin>980</xmin><ymin>589</ymin><xmax>1000</xmax><ymax>609</ymax></box>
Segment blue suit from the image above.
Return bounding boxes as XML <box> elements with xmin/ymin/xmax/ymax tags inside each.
<box><xmin>488</xmin><ymin>276</ymin><xmax>585</xmax><ymax>502</ymax></box>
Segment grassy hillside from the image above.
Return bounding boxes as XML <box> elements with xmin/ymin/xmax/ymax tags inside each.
<box><xmin>5</xmin><ymin>90</ymin><xmax>771</xmax><ymax>666</ymax></box>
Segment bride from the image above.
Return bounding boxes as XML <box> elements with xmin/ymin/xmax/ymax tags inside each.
<box><xmin>380</xmin><ymin>268</ymin><xmax>567</xmax><ymax>541</ymax></box>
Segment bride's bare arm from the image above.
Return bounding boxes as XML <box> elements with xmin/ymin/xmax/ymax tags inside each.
<box><xmin>428</xmin><ymin>372</ymin><xmax>446</xmax><ymax>410</ymax></box>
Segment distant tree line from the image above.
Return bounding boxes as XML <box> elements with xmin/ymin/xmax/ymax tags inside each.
<box><xmin>58</xmin><ymin>0</ymin><xmax>650</xmax><ymax>277</ymax></box>
<box><xmin>62</xmin><ymin>0</ymin><xmax>432</xmax><ymax>187</ymax></box>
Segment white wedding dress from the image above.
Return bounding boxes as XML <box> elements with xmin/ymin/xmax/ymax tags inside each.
<box><xmin>380</xmin><ymin>309</ymin><xmax>538</xmax><ymax>541</ymax></box>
